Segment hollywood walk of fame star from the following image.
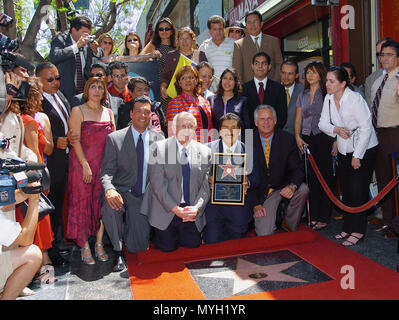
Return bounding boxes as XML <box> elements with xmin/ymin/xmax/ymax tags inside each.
<box><xmin>219</xmin><ymin>157</ymin><xmax>239</xmax><ymax>179</ymax></box>
<box><xmin>197</xmin><ymin>257</ymin><xmax>307</xmax><ymax>295</ymax></box>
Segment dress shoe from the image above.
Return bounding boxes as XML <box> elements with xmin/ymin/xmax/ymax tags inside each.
<box><xmin>368</xmin><ymin>217</ymin><xmax>382</xmax><ymax>225</ymax></box>
<box><xmin>112</xmin><ymin>255</ymin><xmax>126</xmax><ymax>272</ymax></box>
<box><xmin>281</xmin><ymin>220</ymin><xmax>293</xmax><ymax>232</ymax></box>
<box><xmin>383</xmin><ymin>228</ymin><xmax>396</xmax><ymax>239</ymax></box>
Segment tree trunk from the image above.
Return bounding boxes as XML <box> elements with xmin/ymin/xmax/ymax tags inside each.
<box><xmin>19</xmin><ymin>0</ymin><xmax>52</xmax><ymax>61</ymax></box>
<box><xmin>2</xmin><ymin>0</ymin><xmax>17</xmax><ymax>39</ymax></box>
<box><xmin>56</xmin><ymin>0</ymin><xmax>68</xmax><ymax>33</ymax></box>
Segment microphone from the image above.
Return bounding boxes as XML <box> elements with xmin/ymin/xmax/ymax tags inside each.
<box><xmin>2</xmin><ymin>161</ymin><xmax>46</xmax><ymax>173</ymax></box>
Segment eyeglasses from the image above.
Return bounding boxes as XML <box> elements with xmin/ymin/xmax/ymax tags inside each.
<box><xmin>379</xmin><ymin>52</ymin><xmax>397</xmax><ymax>58</ymax></box>
<box><xmin>127</xmin><ymin>38</ymin><xmax>138</xmax><ymax>42</ymax></box>
<box><xmin>112</xmin><ymin>74</ymin><xmax>127</xmax><ymax>79</ymax></box>
<box><xmin>159</xmin><ymin>27</ymin><xmax>171</xmax><ymax>32</ymax></box>
<box><xmin>46</xmin><ymin>76</ymin><xmax>61</xmax><ymax>82</ymax></box>
<box><xmin>90</xmin><ymin>73</ymin><xmax>104</xmax><ymax>78</ymax></box>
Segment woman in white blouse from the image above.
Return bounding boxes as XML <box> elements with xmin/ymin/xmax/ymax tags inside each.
<box><xmin>319</xmin><ymin>66</ymin><xmax>378</xmax><ymax>247</ymax></box>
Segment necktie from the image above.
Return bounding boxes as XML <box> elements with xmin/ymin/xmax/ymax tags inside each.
<box><xmin>254</xmin><ymin>36</ymin><xmax>260</xmax><ymax>51</ymax></box>
<box><xmin>371</xmin><ymin>73</ymin><xmax>389</xmax><ymax>129</ymax></box>
<box><xmin>258</xmin><ymin>82</ymin><xmax>264</xmax><ymax>104</ymax></box>
<box><xmin>264</xmin><ymin>138</ymin><xmax>271</xmax><ymax>167</ymax></box>
<box><xmin>75</xmin><ymin>50</ymin><xmax>84</xmax><ymax>94</ymax></box>
<box><xmin>181</xmin><ymin>147</ymin><xmax>190</xmax><ymax>205</ymax></box>
<box><xmin>131</xmin><ymin>134</ymin><xmax>144</xmax><ymax>196</ymax></box>
<box><xmin>286</xmin><ymin>88</ymin><xmax>291</xmax><ymax>105</ymax></box>
<box><xmin>52</xmin><ymin>94</ymin><xmax>69</xmax><ymax>122</ymax></box>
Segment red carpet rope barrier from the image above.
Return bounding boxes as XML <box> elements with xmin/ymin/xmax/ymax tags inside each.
<box><xmin>305</xmin><ymin>148</ymin><xmax>399</xmax><ymax>213</ymax></box>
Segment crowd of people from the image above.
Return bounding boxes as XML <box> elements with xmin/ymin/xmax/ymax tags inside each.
<box><xmin>1</xmin><ymin>10</ymin><xmax>399</xmax><ymax>300</ymax></box>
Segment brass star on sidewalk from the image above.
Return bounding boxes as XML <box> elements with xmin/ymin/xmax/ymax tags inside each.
<box><xmin>197</xmin><ymin>258</ymin><xmax>307</xmax><ymax>295</ymax></box>
<box><xmin>219</xmin><ymin>157</ymin><xmax>239</xmax><ymax>179</ymax></box>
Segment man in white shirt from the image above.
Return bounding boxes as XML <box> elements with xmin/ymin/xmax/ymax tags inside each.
<box><xmin>0</xmin><ymin>190</ymin><xmax>41</xmax><ymax>300</ymax></box>
<box><xmin>199</xmin><ymin>15</ymin><xmax>235</xmax><ymax>90</ymax></box>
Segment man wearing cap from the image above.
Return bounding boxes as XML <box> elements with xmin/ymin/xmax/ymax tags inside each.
<box><xmin>199</xmin><ymin>15</ymin><xmax>235</xmax><ymax>90</ymax></box>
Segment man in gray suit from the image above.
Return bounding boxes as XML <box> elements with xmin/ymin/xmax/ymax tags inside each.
<box><xmin>280</xmin><ymin>60</ymin><xmax>304</xmax><ymax>135</ymax></box>
<box><xmin>100</xmin><ymin>95</ymin><xmax>164</xmax><ymax>271</ymax></box>
<box><xmin>141</xmin><ymin>112</ymin><xmax>212</xmax><ymax>252</ymax></box>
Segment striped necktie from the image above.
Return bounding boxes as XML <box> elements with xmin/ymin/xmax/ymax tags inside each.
<box><xmin>75</xmin><ymin>50</ymin><xmax>84</xmax><ymax>94</ymax></box>
<box><xmin>371</xmin><ymin>73</ymin><xmax>389</xmax><ymax>129</ymax></box>
<box><xmin>254</xmin><ymin>36</ymin><xmax>260</xmax><ymax>52</ymax></box>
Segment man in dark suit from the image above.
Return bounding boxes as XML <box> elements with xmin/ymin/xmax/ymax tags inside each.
<box><xmin>36</xmin><ymin>62</ymin><xmax>71</xmax><ymax>267</ymax></box>
<box><xmin>242</xmin><ymin>52</ymin><xmax>287</xmax><ymax>130</ymax></box>
<box><xmin>141</xmin><ymin>112</ymin><xmax>212</xmax><ymax>252</ymax></box>
<box><xmin>232</xmin><ymin>10</ymin><xmax>283</xmax><ymax>83</ymax></box>
<box><xmin>203</xmin><ymin>113</ymin><xmax>252</xmax><ymax>244</ymax></box>
<box><xmin>248</xmin><ymin>105</ymin><xmax>309</xmax><ymax>236</ymax></box>
<box><xmin>48</xmin><ymin>16</ymin><xmax>103</xmax><ymax>103</ymax></box>
<box><xmin>70</xmin><ymin>62</ymin><xmax>124</xmax><ymax>128</ymax></box>
<box><xmin>118</xmin><ymin>76</ymin><xmax>166</xmax><ymax>135</ymax></box>
<box><xmin>280</xmin><ymin>60</ymin><xmax>304</xmax><ymax>135</ymax></box>
<box><xmin>100</xmin><ymin>96</ymin><xmax>164</xmax><ymax>272</ymax></box>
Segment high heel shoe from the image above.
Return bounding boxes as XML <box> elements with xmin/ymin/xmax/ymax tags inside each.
<box><xmin>81</xmin><ymin>245</ymin><xmax>95</xmax><ymax>265</ymax></box>
<box><xmin>95</xmin><ymin>243</ymin><xmax>109</xmax><ymax>262</ymax></box>
<box><xmin>341</xmin><ymin>233</ymin><xmax>364</xmax><ymax>247</ymax></box>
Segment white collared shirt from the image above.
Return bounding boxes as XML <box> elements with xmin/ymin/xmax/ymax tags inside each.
<box><xmin>319</xmin><ymin>87</ymin><xmax>378</xmax><ymax>159</ymax></box>
<box><xmin>43</xmin><ymin>92</ymin><xmax>69</xmax><ymax>135</ymax></box>
<box><xmin>254</xmin><ymin>77</ymin><xmax>268</xmax><ymax>93</ymax></box>
<box><xmin>222</xmin><ymin>139</ymin><xmax>239</xmax><ymax>153</ymax></box>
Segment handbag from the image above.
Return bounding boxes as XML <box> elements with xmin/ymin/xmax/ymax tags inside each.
<box><xmin>20</xmin><ymin>193</ymin><xmax>55</xmax><ymax>220</ymax></box>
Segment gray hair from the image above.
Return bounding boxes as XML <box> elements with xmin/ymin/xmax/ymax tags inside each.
<box><xmin>254</xmin><ymin>105</ymin><xmax>277</xmax><ymax>121</ymax></box>
<box><xmin>172</xmin><ymin>112</ymin><xmax>197</xmax><ymax>133</ymax></box>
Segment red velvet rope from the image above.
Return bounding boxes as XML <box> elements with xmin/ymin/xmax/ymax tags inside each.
<box><xmin>306</xmin><ymin>151</ymin><xmax>399</xmax><ymax>213</ymax></box>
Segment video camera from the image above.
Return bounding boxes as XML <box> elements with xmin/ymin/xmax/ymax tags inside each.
<box><xmin>0</xmin><ymin>136</ymin><xmax>50</xmax><ymax>206</ymax></box>
<box><xmin>0</xmin><ymin>12</ymin><xmax>35</xmax><ymax>115</ymax></box>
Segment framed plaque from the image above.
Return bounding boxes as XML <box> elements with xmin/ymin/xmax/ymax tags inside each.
<box><xmin>211</xmin><ymin>153</ymin><xmax>246</xmax><ymax>205</ymax></box>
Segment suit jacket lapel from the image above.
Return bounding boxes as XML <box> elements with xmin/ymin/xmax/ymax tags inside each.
<box><xmin>123</xmin><ymin>127</ymin><xmax>137</xmax><ymax>172</ymax></box>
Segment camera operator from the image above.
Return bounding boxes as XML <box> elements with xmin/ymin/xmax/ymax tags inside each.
<box><xmin>49</xmin><ymin>15</ymin><xmax>104</xmax><ymax>103</ymax></box>
<box><xmin>0</xmin><ymin>187</ymin><xmax>42</xmax><ymax>300</ymax></box>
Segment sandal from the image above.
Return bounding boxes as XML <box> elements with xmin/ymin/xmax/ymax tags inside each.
<box><xmin>81</xmin><ymin>245</ymin><xmax>95</xmax><ymax>265</ymax></box>
<box><xmin>312</xmin><ymin>222</ymin><xmax>327</xmax><ymax>230</ymax></box>
<box><xmin>335</xmin><ymin>232</ymin><xmax>349</xmax><ymax>240</ymax></box>
<box><xmin>341</xmin><ymin>233</ymin><xmax>364</xmax><ymax>247</ymax></box>
<box><xmin>37</xmin><ymin>265</ymin><xmax>58</xmax><ymax>284</ymax></box>
<box><xmin>95</xmin><ymin>243</ymin><xmax>109</xmax><ymax>262</ymax></box>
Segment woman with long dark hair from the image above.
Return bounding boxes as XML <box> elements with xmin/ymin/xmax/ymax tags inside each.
<box><xmin>319</xmin><ymin>66</ymin><xmax>378</xmax><ymax>246</ymax></box>
<box><xmin>208</xmin><ymin>67</ymin><xmax>247</xmax><ymax>126</ymax></box>
<box><xmin>294</xmin><ymin>61</ymin><xmax>334</xmax><ymax>230</ymax></box>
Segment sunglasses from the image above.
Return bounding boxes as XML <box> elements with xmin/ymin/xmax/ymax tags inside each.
<box><xmin>127</xmin><ymin>38</ymin><xmax>138</xmax><ymax>42</ymax></box>
<box><xmin>159</xmin><ymin>27</ymin><xmax>171</xmax><ymax>32</ymax></box>
<box><xmin>102</xmin><ymin>41</ymin><xmax>113</xmax><ymax>45</ymax></box>
<box><xmin>47</xmin><ymin>76</ymin><xmax>61</xmax><ymax>82</ymax></box>
<box><xmin>90</xmin><ymin>73</ymin><xmax>104</xmax><ymax>78</ymax></box>
<box><xmin>229</xmin><ymin>29</ymin><xmax>243</xmax><ymax>34</ymax></box>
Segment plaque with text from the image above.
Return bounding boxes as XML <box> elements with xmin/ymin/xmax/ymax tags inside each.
<box><xmin>211</xmin><ymin>153</ymin><xmax>246</xmax><ymax>205</ymax></box>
